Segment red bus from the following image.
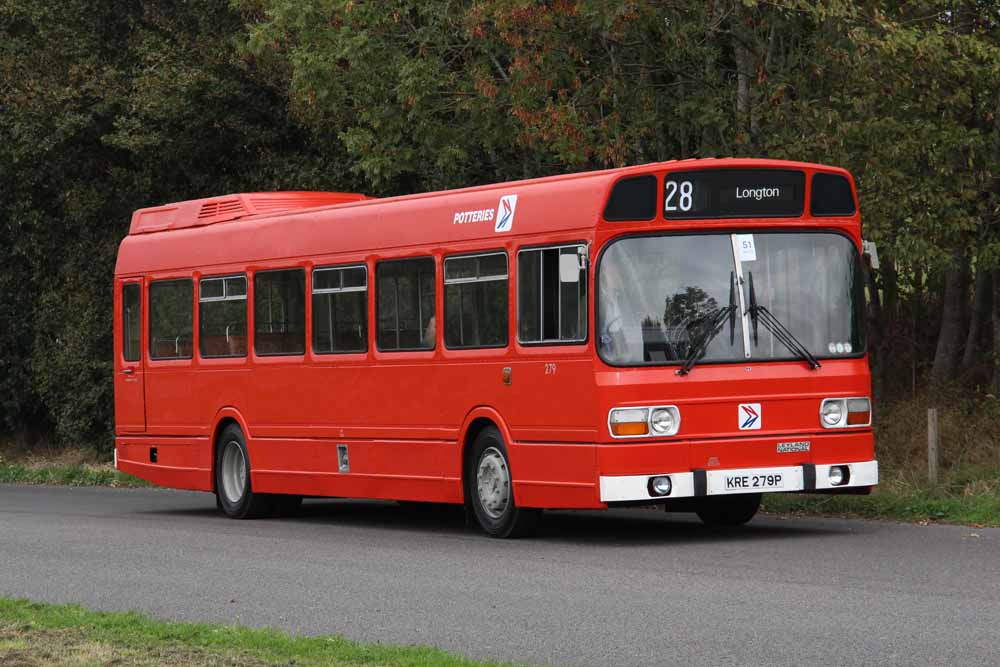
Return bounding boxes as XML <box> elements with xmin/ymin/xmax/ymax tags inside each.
<box><xmin>114</xmin><ymin>158</ymin><xmax>877</xmax><ymax>537</ymax></box>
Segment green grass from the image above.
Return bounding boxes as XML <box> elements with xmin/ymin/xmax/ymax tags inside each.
<box><xmin>761</xmin><ymin>473</ymin><xmax>1000</xmax><ymax>527</ymax></box>
<box><xmin>0</xmin><ymin>462</ymin><xmax>149</xmax><ymax>488</ymax></box>
<box><xmin>0</xmin><ymin>598</ymin><xmax>523</xmax><ymax>667</ymax></box>
<box><xmin>761</xmin><ymin>491</ymin><xmax>1000</xmax><ymax>526</ymax></box>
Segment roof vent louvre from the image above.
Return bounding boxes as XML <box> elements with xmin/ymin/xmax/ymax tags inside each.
<box><xmin>198</xmin><ymin>198</ymin><xmax>248</xmax><ymax>221</ymax></box>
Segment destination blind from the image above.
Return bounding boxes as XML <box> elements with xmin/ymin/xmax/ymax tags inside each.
<box><xmin>663</xmin><ymin>169</ymin><xmax>805</xmax><ymax>219</ymax></box>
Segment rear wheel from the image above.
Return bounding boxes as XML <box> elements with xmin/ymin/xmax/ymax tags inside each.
<box><xmin>215</xmin><ymin>425</ymin><xmax>273</xmax><ymax>519</ymax></box>
<box><xmin>466</xmin><ymin>426</ymin><xmax>540</xmax><ymax>538</ymax></box>
<box><xmin>695</xmin><ymin>493</ymin><xmax>762</xmax><ymax>526</ymax></box>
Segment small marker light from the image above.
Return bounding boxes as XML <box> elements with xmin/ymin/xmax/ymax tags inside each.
<box><xmin>648</xmin><ymin>476</ymin><xmax>672</xmax><ymax>497</ymax></box>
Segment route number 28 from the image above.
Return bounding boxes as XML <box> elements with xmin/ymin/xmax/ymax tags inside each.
<box><xmin>664</xmin><ymin>180</ymin><xmax>693</xmax><ymax>212</ymax></box>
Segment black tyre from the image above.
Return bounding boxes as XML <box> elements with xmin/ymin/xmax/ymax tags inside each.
<box><xmin>695</xmin><ymin>493</ymin><xmax>762</xmax><ymax>526</ymax></box>
<box><xmin>465</xmin><ymin>426</ymin><xmax>540</xmax><ymax>538</ymax></box>
<box><xmin>214</xmin><ymin>424</ymin><xmax>273</xmax><ymax>519</ymax></box>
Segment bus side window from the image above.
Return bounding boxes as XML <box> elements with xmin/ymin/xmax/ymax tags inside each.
<box><xmin>123</xmin><ymin>283</ymin><xmax>141</xmax><ymax>362</ymax></box>
<box><xmin>199</xmin><ymin>275</ymin><xmax>247</xmax><ymax>358</ymax></box>
<box><xmin>312</xmin><ymin>265</ymin><xmax>367</xmax><ymax>354</ymax></box>
<box><xmin>517</xmin><ymin>244</ymin><xmax>587</xmax><ymax>344</ymax></box>
<box><xmin>149</xmin><ymin>279</ymin><xmax>194</xmax><ymax>359</ymax></box>
<box><xmin>254</xmin><ymin>269</ymin><xmax>306</xmax><ymax>356</ymax></box>
<box><xmin>443</xmin><ymin>252</ymin><xmax>508</xmax><ymax>349</ymax></box>
<box><xmin>377</xmin><ymin>257</ymin><xmax>435</xmax><ymax>351</ymax></box>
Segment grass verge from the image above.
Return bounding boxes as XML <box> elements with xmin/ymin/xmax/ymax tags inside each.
<box><xmin>0</xmin><ymin>443</ymin><xmax>149</xmax><ymax>488</ymax></box>
<box><xmin>761</xmin><ymin>486</ymin><xmax>1000</xmax><ymax>527</ymax></box>
<box><xmin>0</xmin><ymin>461</ymin><xmax>149</xmax><ymax>488</ymax></box>
<box><xmin>0</xmin><ymin>598</ymin><xmax>520</xmax><ymax>667</ymax></box>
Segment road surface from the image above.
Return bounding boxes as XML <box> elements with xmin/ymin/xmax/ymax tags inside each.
<box><xmin>1</xmin><ymin>484</ymin><xmax>997</xmax><ymax>666</ymax></box>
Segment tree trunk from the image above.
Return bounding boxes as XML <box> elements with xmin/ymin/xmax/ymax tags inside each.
<box><xmin>929</xmin><ymin>246</ymin><xmax>969</xmax><ymax>387</ymax></box>
<box><xmin>993</xmin><ymin>269</ymin><xmax>1000</xmax><ymax>394</ymax></box>
<box><xmin>700</xmin><ymin>0</ymin><xmax>726</xmax><ymax>153</ymax></box>
<box><xmin>961</xmin><ymin>264</ymin><xmax>991</xmax><ymax>372</ymax></box>
<box><xmin>882</xmin><ymin>252</ymin><xmax>898</xmax><ymax>321</ymax></box>
<box><xmin>911</xmin><ymin>265</ymin><xmax>923</xmax><ymax>398</ymax></box>
<box><xmin>735</xmin><ymin>40</ymin><xmax>751</xmax><ymax>142</ymax></box>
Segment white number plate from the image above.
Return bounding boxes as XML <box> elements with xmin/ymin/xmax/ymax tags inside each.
<box><xmin>707</xmin><ymin>466</ymin><xmax>802</xmax><ymax>495</ymax></box>
<box><xmin>723</xmin><ymin>472</ymin><xmax>784</xmax><ymax>492</ymax></box>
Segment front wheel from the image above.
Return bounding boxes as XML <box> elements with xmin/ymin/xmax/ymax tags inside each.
<box><xmin>466</xmin><ymin>426</ymin><xmax>540</xmax><ymax>538</ymax></box>
<box><xmin>695</xmin><ymin>493</ymin><xmax>762</xmax><ymax>527</ymax></box>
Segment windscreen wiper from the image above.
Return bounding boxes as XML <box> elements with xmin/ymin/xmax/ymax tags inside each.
<box><xmin>747</xmin><ymin>272</ymin><xmax>821</xmax><ymax>370</ymax></box>
<box><xmin>676</xmin><ymin>272</ymin><xmax>737</xmax><ymax>376</ymax></box>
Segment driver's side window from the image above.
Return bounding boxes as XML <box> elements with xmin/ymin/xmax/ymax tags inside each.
<box><xmin>517</xmin><ymin>244</ymin><xmax>587</xmax><ymax>345</ymax></box>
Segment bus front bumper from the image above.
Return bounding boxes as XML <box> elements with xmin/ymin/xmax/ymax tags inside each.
<box><xmin>599</xmin><ymin>460</ymin><xmax>878</xmax><ymax>503</ymax></box>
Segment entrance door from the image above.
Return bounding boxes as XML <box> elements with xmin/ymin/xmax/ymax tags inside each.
<box><xmin>115</xmin><ymin>280</ymin><xmax>146</xmax><ymax>432</ymax></box>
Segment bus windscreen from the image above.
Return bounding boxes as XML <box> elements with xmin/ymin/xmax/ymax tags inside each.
<box><xmin>597</xmin><ymin>232</ymin><xmax>864</xmax><ymax>366</ymax></box>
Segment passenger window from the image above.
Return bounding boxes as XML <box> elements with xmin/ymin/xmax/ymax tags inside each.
<box><xmin>518</xmin><ymin>245</ymin><xmax>587</xmax><ymax>344</ymax></box>
<box><xmin>444</xmin><ymin>252</ymin><xmax>508</xmax><ymax>348</ymax></box>
<box><xmin>149</xmin><ymin>279</ymin><xmax>194</xmax><ymax>359</ymax></box>
<box><xmin>377</xmin><ymin>257</ymin><xmax>435</xmax><ymax>351</ymax></box>
<box><xmin>313</xmin><ymin>265</ymin><xmax>368</xmax><ymax>354</ymax></box>
<box><xmin>254</xmin><ymin>269</ymin><xmax>305</xmax><ymax>355</ymax></box>
<box><xmin>199</xmin><ymin>275</ymin><xmax>247</xmax><ymax>358</ymax></box>
<box><xmin>122</xmin><ymin>283</ymin><xmax>141</xmax><ymax>362</ymax></box>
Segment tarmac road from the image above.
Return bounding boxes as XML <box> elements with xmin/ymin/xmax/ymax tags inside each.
<box><xmin>1</xmin><ymin>484</ymin><xmax>998</xmax><ymax>666</ymax></box>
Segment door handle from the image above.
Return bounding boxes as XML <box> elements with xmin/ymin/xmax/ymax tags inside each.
<box><xmin>122</xmin><ymin>368</ymin><xmax>134</xmax><ymax>375</ymax></box>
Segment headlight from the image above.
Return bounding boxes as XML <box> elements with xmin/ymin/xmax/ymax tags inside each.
<box><xmin>821</xmin><ymin>399</ymin><xmax>845</xmax><ymax>426</ymax></box>
<box><xmin>650</xmin><ymin>407</ymin><xmax>680</xmax><ymax>435</ymax></box>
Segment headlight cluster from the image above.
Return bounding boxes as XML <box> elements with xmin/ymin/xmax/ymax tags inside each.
<box><xmin>608</xmin><ymin>405</ymin><xmax>681</xmax><ymax>438</ymax></box>
<box><xmin>820</xmin><ymin>397</ymin><xmax>871</xmax><ymax>428</ymax></box>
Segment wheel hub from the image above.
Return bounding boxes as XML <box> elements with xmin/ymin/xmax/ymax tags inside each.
<box><xmin>476</xmin><ymin>447</ymin><xmax>510</xmax><ymax>519</ymax></box>
<box><xmin>220</xmin><ymin>440</ymin><xmax>247</xmax><ymax>503</ymax></box>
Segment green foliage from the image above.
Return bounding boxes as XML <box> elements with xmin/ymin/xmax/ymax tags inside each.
<box><xmin>0</xmin><ymin>0</ymin><xmax>340</xmax><ymax>444</ymax></box>
<box><xmin>1</xmin><ymin>0</ymin><xmax>998</xmax><ymax>444</ymax></box>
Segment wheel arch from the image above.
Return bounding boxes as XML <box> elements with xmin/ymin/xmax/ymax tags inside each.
<box><xmin>459</xmin><ymin>406</ymin><xmax>516</xmax><ymax>502</ymax></box>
